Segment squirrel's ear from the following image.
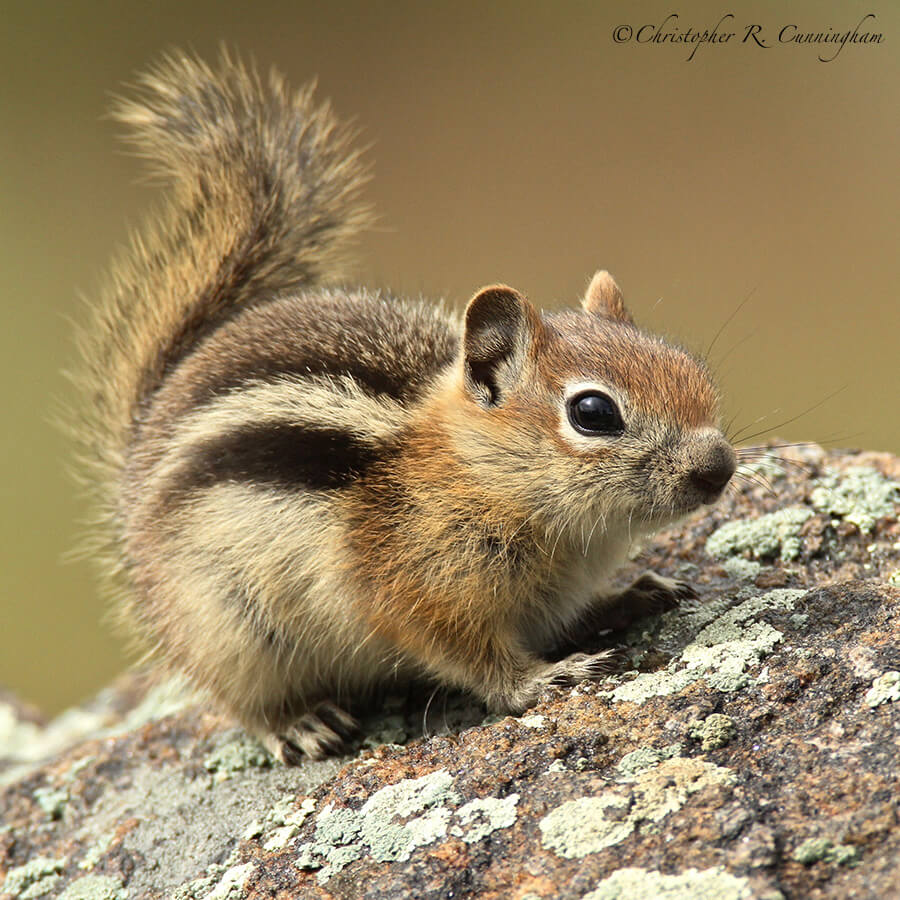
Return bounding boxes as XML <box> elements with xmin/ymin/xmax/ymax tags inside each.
<box><xmin>463</xmin><ymin>285</ymin><xmax>540</xmax><ymax>406</ymax></box>
<box><xmin>582</xmin><ymin>270</ymin><xmax>633</xmax><ymax>324</ymax></box>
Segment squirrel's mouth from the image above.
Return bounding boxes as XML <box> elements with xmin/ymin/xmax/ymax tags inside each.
<box><xmin>639</xmin><ymin>481</ymin><xmax>732</xmax><ymax>526</ymax></box>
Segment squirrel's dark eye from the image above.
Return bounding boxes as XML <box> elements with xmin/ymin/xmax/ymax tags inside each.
<box><xmin>567</xmin><ymin>391</ymin><xmax>624</xmax><ymax>436</ymax></box>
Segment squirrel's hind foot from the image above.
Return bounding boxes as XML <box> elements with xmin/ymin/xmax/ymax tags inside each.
<box><xmin>264</xmin><ymin>701</ymin><xmax>360</xmax><ymax>764</ymax></box>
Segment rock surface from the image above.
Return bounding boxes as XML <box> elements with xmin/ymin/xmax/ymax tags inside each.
<box><xmin>2</xmin><ymin>444</ymin><xmax>900</xmax><ymax>899</ymax></box>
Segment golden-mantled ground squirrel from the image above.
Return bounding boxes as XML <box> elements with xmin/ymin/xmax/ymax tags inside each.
<box><xmin>74</xmin><ymin>51</ymin><xmax>736</xmax><ymax>762</ymax></box>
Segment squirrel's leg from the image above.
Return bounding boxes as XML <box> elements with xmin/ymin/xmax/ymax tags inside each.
<box><xmin>183</xmin><ymin>611</ymin><xmax>361</xmax><ymax>763</ymax></box>
<box><xmin>440</xmin><ymin>633</ymin><xmax>625</xmax><ymax>716</ymax></box>
<box><xmin>549</xmin><ymin>571</ymin><xmax>697</xmax><ymax>657</ymax></box>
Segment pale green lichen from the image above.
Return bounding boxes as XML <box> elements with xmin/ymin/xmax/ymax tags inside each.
<box><xmin>828</xmin><ymin>845</ymin><xmax>861</xmax><ymax>866</ymax></box>
<box><xmin>616</xmin><ymin>744</ymin><xmax>682</xmax><ymax>777</ymax></box>
<box><xmin>681</xmin><ymin>590</ymin><xmax>803</xmax><ymax>691</ymax></box>
<box><xmin>518</xmin><ymin>714</ymin><xmax>547</xmax><ymax>729</ymax></box>
<box><xmin>260</xmin><ymin>797</ymin><xmax>316</xmax><ymax>851</ymax></box>
<box><xmin>539</xmin><ymin>758</ymin><xmax>735</xmax><ymax>858</ymax></box>
<box><xmin>262</xmin><ymin>826</ymin><xmax>297</xmax><ymax>852</ymax></box>
<box><xmin>58</xmin><ymin>749</ymin><xmax>334</xmax><ymax>898</ymax></box>
<box><xmin>864</xmin><ymin>671</ymin><xmax>900</xmax><ymax>708</ymax></box>
<box><xmin>582</xmin><ymin>866</ymin><xmax>756</xmax><ymax>900</ymax></box>
<box><xmin>888</xmin><ymin>570</ymin><xmax>900</xmax><ymax>587</ymax></box>
<box><xmin>297</xmin><ymin>769</ymin><xmax>519</xmax><ymax>883</ymax></box>
<box><xmin>539</xmin><ymin>795</ymin><xmax>632</xmax><ymax>856</ymax></box>
<box><xmin>202</xmin><ymin>863</ymin><xmax>255</xmax><ymax>900</ymax></box>
<box><xmin>170</xmin><ymin>873</ymin><xmax>221</xmax><ymax>900</ymax></box>
<box><xmin>296</xmin><ymin>770</ymin><xmax>519</xmax><ymax>881</ymax></box>
<box><xmin>451</xmin><ymin>795</ymin><xmax>519</xmax><ymax>843</ymax></box>
<box><xmin>261</xmin><ymin>795</ymin><xmax>315</xmax><ymax>829</ymax></box>
<box><xmin>78</xmin><ymin>833</ymin><xmax>116</xmax><ymax>872</ymax></box>
<box><xmin>369</xmin><ymin>804</ymin><xmax>451</xmax><ymax>863</ymax></box>
<box><xmin>64</xmin><ymin>756</ymin><xmax>96</xmax><ymax>781</ymax></box>
<box><xmin>706</xmin><ymin>507</ymin><xmax>813</xmax><ymax>561</ymax></box>
<box><xmin>357</xmin><ymin>770</ymin><xmax>460</xmax><ymax>863</ymax></box>
<box><xmin>690</xmin><ymin>714</ymin><xmax>737</xmax><ymax>751</ymax></box>
<box><xmin>1</xmin><ymin>858</ymin><xmax>66</xmax><ymax>900</ymax></box>
<box><xmin>810</xmin><ymin>466</ymin><xmax>899</xmax><ymax>533</ymax></box>
<box><xmin>172</xmin><ymin>863</ymin><xmax>252</xmax><ymax>900</ymax></box>
<box><xmin>22</xmin><ymin>880</ymin><xmax>62</xmax><ymax>900</ymax></box>
<box><xmin>33</xmin><ymin>785</ymin><xmax>69</xmax><ymax>819</ymax></box>
<box><xmin>203</xmin><ymin>733</ymin><xmax>272</xmax><ymax>778</ymax></box>
<box><xmin>360</xmin><ymin>713</ymin><xmax>409</xmax><ymax>749</ymax></box>
<box><xmin>608</xmin><ymin>667</ymin><xmax>698</xmax><ymax>703</ymax></box>
<box><xmin>793</xmin><ymin>837</ymin><xmax>860</xmax><ymax>866</ymax></box>
<box><xmin>56</xmin><ymin>875</ymin><xmax>127</xmax><ymax>900</ymax></box>
<box><xmin>311</xmin><ymin>803</ymin><xmax>362</xmax><ymax>845</ymax></box>
<box><xmin>722</xmin><ymin>557</ymin><xmax>762</xmax><ymax>581</ymax></box>
<box><xmin>609</xmin><ymin>590</ymin><xmax>805</xmax><ymax>703</ymax></box>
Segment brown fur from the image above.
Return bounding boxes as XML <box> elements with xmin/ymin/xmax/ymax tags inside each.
<box><xmin>73</xmin><ymin>51</ymin><xmax>735</xmax><ymax>761</ymax></box>
<box><xmin>583</xmin><ymin>270</ymin><xmax>633</xmax><ymax>324</ymax></box>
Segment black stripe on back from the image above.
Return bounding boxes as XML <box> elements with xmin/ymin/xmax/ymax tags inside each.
<box><xmin>164</xmin><ymin>290</ymin><xmax>459</xmax><ymax>421</ymax></box>
<box><xmin>182</xmin><ymin>422</ymin><xmax>390</xmax><ymax>494</ymax></box>
<box><xmin>195</xmin><ymin>355</ymin><xmax>418</xmax><ymax>408</ymax></box>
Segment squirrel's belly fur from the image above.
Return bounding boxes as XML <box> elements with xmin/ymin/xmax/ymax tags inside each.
<box><xmin>75</xmin><ymin>51</ymin><xmax>736</xmax><ymax>761</ymax></box>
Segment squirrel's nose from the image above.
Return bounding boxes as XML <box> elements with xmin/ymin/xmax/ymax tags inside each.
<box><xmin>689</xmin><ymin>443</ymin><xmax>736</xmax><ymax>499</ymax></box>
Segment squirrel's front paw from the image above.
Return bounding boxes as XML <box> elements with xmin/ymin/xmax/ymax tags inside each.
<box><xmin>545</xmin><ymin>648</ymin><xmax>627</xmax><ymax>687</ymax></box>
<box><xmin>598</xmin><ymin>571</ymin><xmax>697</xmax><ymax>631</ymax></box>
<box><xmin>623</xmin><ymin>571</ymin><xmax>697</xmax><ymax>614</ymax></box>
<box><xmin>490</xmin><ymin>650</ymin><xmax>626</xmax><ymax>715</ymax></box>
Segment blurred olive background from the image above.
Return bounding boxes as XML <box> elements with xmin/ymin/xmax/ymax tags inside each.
<box><xmin>2</xmin><ymin>0</ymin><xmax>897</xmax><ymax>715</ymax></box>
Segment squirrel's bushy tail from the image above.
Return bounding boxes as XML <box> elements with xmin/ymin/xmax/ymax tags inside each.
<box><xmin>72</xmin><ymin>48</ymin><xmax>370</xmax><ymax>561</ymax></box>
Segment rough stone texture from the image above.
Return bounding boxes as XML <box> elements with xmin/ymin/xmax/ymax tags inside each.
<box><xmin>2</xmin><ymin>444</ymin><xmax>899</xmax><ymax>899</ymax></box>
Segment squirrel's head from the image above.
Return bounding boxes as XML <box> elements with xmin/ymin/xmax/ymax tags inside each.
<box><xmin>451</xmin><ymin>271</ymin><xmax>736</xmax><ymax>540</ymax></box>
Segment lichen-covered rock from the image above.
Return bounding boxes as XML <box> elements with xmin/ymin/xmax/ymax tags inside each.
<box><xmin>690</xmin><ymin>713</ymin><xmax>737</xmax><ymax>751</ymax></box>
<box><xmin>2</xmin><ymin>444</ymin><xmax>900</xmax><ymax>899</ymax></box>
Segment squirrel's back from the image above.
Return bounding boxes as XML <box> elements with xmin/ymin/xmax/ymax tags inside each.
<box><xmin>125</xmin><ymin>285</ymin><xmax>458</xmax><ymax>532</ymax></box>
